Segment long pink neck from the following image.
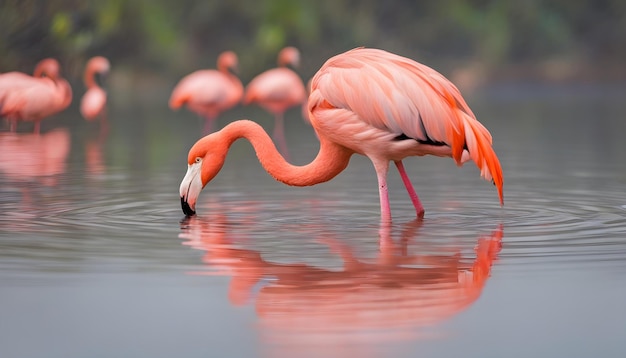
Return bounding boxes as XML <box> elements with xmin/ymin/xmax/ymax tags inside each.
<box><xmin>84</xmin><ymin>68</ymin><xmax>98</xmax><ymax>89</ymax></box>
<box><xmin>221</xmin><ymin>120</ymin><xmax>353</xmax><ymax>186</ymax></box>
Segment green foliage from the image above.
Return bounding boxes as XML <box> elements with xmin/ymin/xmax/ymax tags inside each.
<box><xmin>1</xmin><ymin>0</ymin><xmax>624</xmax><ymax>82</ymax></box>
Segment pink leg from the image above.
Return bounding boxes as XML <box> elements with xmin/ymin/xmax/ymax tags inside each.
<box><xmin>373</xmin><ymin>160</ymin><xmax>392</xmax><ymax>223</ymax></box>
<box><xmin>273</xmin><ymin>112</ymin><xmax>290</xmax><ymax>161</ymax></box>
<box><xmin>202</xmin><ymin>117</ymin><xmax>216</xmax><ymax>135</ymax></box>
<box><xmin>394</xmin><ymin>160</ymin><xmax>425</xmax><ymax>218</ymax></box>
<box><xmin>33</xmin><ymin>120</ymin><xmax>40</xmax><ymax>134</ymax></box>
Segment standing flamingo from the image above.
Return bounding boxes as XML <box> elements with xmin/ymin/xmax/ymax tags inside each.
<box><xmin>80</xmin><ymin>56</ymin><xmax>110</xmax><ymax>123</ymax></box>
<box><xmin>243</xmin><ymin>46</ymin><xmax>307</xmax><ymax>154</ymax></box>
<box><xmin>0</xmin><ymin>59</ymin><xmax>62</xmax><ymax>131</ymax></box>
<box><xmin>169</xmin><ymin>51</ymin><xmax>243</xmax><ymax>134</ymax></box>
<box><xmin>0</xmin><ymin>60</ymin><xmax>72</xmax><ymax>134</ymax></box>
<box><xmin>180</xmin><ymin>48</ymin><xmax>503</xmax><ymax>222</ymax></box>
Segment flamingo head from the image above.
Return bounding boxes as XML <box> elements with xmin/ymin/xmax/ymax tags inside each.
<box><xmin>33</xmin><ymin>58</ymin><xmax>60</xmax><ymax>79</ymax></box>
<box><xmin>85</xmin><ymin>56</ymin><xmax>110</xmax><ymax>88</ymax></box>
<box><xmin>278</xmin><ymin>47</ymin><xmax>300</xmax><ymax>68</ymax></box>
<box><xmin>88</xmin><ymin>56</ymin><xmax>111</xmax><ymax>75</ymax></box>
<box><xmin>179</xmin><ymin>133</ymin><xmax>229</xmax><ymax>216</ymax></box>
<box><xmin>217</xmin><ymin>51</ymin><xmax>239</xmax><ymax>74</ymax></box>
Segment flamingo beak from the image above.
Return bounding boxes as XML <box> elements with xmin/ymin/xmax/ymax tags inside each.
<box><xmin>180</xmin><ymin>162</ymin><xmax>203</xmax><ymax>216</ymax></box>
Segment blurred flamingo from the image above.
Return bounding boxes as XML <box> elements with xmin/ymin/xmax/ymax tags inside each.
<box><xmin>0</xmin><ymin>58</ymin><xmax>62</xmax><ymax>131</ymax></box>
<box><xmin>244</xmin><ymin>46</ymin><xmax>307</xmax><ymax>155</ymax></box>
<box><xmin>169</xmin><ymin>51</ymin><xmax>243</xmax><ymax>134</ymax></box>
<box><xmin>0</xmin><ymin>60</ymin><xmax>72</xmax><ymax>134</ymax></box>
<box><xmin>80</xmin><ymin>56</ymin><xmax>110</xmax><ymax>123</ymax></box>
<box><xmin>0</xmin><ymin>58</ymin><xmax>60</xmax><ymax>95</ymax></box>
<box><xmin>180</xmin><ymin>48</ymin><xmax>503</xmax><ymax>222</ymax></box>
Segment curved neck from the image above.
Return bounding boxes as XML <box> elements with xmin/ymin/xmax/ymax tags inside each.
<box><xmin>84</xmin><ymin>68</ymin><xmax>99</xmax><ymax>89</ymax></box>
<box><xmin>221</xmin><ymin>120</ymin><xmax>353</xmax><ymax>186</ymax></box>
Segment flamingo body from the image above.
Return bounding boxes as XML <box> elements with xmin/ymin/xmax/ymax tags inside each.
<box><xmin>0</xmin><ymin>58</ymin><xmax>61</xmax><ymax>100</ymax></box>
<box><xmin>244</xmin><ymin>47</ymin><xmax>306</xmax><ymax>125</ymax></box>
<box><xmin>244</xmin><ymin>67</ymin><xmax>306</xmax><ymax>117</ymax></box>
<box><xmin>0</xmin><ymin>59</ymin><xmax>63</xmax><ymax>132</ymax></box>
<box><xmin>180</xmin><ymin>48</ymin><xmax>503</xmax><ymax>221</ymax></box>
<box><xmin>80</xmin><ymin>56</ymin><xmax>110</xmax><ymax>121</ymax></box>
<box><xmin>0</xmin><ymin>77</ymin><xmax>72</xmax><ymax>133</ymax></box>
<box><xmin>244</xmin><ymin>47</ymin><xmax>306</xmax><ymax>157</ymax></box>
<box><xmin>170</xmin><ymin>51</ymin><xmax>243</xmax><ymax>133</ymax></box>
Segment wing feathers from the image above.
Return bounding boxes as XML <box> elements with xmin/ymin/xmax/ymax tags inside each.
<box><xmin>311</xmin><ymin>48</ymin><xmax>503</xmax><ymax>204</ymax></box>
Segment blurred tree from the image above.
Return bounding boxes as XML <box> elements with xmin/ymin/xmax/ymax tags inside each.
<box><xmin>0</xmin><ymin>0</ymin><xmax>624</xmax><ymax>84</ymax></box>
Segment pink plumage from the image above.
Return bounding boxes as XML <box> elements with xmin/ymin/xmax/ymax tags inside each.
<box><xmin>308</xmin><ymin>48</ymin><xmax>503</xmax><ymax>218</ymax></box>
<box><xmin>169</xmin><ymin>51</ymin><xmax>243</xmax><ymax>133</ymax></box>
<box><xmin>0</xmin><ymin>59</ymin><xmax>72</xmax><ymax>134</ymax></box>
<box><xmin>80</xmin><ymin>56</ymin><xmax>110</xmax><ymax>121</ymax></box>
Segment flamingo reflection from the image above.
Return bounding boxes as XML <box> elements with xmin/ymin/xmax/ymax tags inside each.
<box><xmin>179</xmin><ymin>214</ymin><xmax>503</xmax><ymax>355</ymax></box>
<box><xmin>0</xmin><ymin>128</ymin><xmax>70</xmax><ymax>187</ymax></box>
<box><xmin>85</xmin><ymin>120</ymin><xmax>110</xmax><ymax>178</ymax></box>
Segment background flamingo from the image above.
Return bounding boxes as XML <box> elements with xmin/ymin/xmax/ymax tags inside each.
<box><xmin>169</xmin><ymin>51</ymin><xmax>243</xmax><ymax>134</ymax></box>
<box><xmin>180</xmin><ymin>48</ymin><xmax>504</xmax><ymax>222</ymax></box>
<box><xmin>80</xmin><ymin>56</ymin><xmax>110</xmax><ymax>123</ymax></box>
<box><xmin>0</xmin><ymin>58</ymin><xmax>60</xmax><ymax>96</ymax></box>
<box><xmin>0</xmin><ymin>60</ymin><xmax>72</xmax><ymax>134</ymax></box>
<box><xmin>0</xmin><ymin>58</ymin><xmax>62</xmax><ymax>131</ymax></box>
<box><xmin>243</xmin><ymin>46</ymin><xmax>307</xmax><ymax>155</ymax></box>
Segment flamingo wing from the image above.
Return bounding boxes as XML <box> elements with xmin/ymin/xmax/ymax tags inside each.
<box><xmin>171</xmin><ymin>70</ymin><xmax>242</xmax><ymax>109</ymax></box>
<box><xmin>310</xmin><ymin>48</ymin><xmax>502</xmax><ymax>202</ymax></box>
<box><xmin>244</xmin><ymin>68</ymin><xmax>306</xmax><ymax>106</ymax></box>
<box><xmin>1</xmin><ymin>79</ymin><xmax>71</xmax><ymax>120</ymax></box>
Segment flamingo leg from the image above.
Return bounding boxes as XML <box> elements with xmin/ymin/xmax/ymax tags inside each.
<box><xmin>372</xmin><ymin>160</ymin><xmax>392</xmax><ymax>223</ymax></box>
<box><xmin>394</xmin><ymin>160</ymin><xmax>425</xmax><ymax>218</ymax></box>
<box><xmin>202</xmin><ymin>116</ymin><xmax>216</xmax><ymax>135</ymax></box>
<box><xmin>33</xmin><ymin>120</ymin><xmax>41</xmax><ymax>135</ymax></box>
<box><xmin>273</xmin><ymin>112</ymin><xmax>290</xmax><ymax>161</ymax></box>
<box><xmin>9</xmin><ymin>118</ymin><xmax>17</xmax><ymax>132</ymax></box>
<box><xmin>272</xmin><ymin>111</ymin><xmax>285</xmax><ymax>140</ymax></box>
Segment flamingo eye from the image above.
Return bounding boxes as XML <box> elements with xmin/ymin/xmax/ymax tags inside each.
<box><xmin>195</xmin><ymin>157</ymin><xmax>202</xmax><ymax>164</ymax></box>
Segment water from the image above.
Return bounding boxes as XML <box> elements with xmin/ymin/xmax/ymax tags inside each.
<box><xmin>1</xmin><ymin>86</ymin><xmax>626</xmax><ymax>358</ymax></box>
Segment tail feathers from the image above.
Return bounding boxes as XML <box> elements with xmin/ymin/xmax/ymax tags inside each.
<box><xmin>442</xmin><ymin>91</ymin><xmax>467</xmax><ymax>164</ymax></box>
<box><xmin>461</xmin><ymin>114</ymin><xmax>504</xmax><ymax>205</ymax></box>
<box><xmin>242</xmin><ymin>91</ymin><xmax>257</xmax><ymax>105</ymax></box>
<box><xmin>169</xmin><ymin>92</ymin><xmax>189</xmax><ymax>110</ymax></box>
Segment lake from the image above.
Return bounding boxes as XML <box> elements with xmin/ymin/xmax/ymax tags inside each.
<box><xmin>1</xmin><ymin>84</ymin><xmax>625</xmax><ymax>358</ymax></box>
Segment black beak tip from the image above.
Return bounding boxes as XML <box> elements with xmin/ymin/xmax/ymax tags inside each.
<box><xmin>181</xmin><ymin>197</ymin><xmax>196</xmax><ymax>216</ymax></box>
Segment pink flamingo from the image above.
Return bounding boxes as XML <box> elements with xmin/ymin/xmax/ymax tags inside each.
<box><xmin>180</xmin><ymin>48</ymin><xmax>504</xmax><ymax>222</ymax></box>
<box><xmin>244</xmin><ymin>47</ymin><xmax>307</xmax><ymax>153</ymax></box>
<box><xmin>0</xmin><ymin>59</ymin><xmax>62</xmax><ymax>131</ymax></box>
<box><xmin>80</xmin><ymin>56</ymin><xmax>110</xmax><ymax>123</ymax></box>
<box><xmin>0</xmin><ymin>58</ymin><xmax>60</xmax><ymax>95</ymax></box>
<box><xmin>0</xmin><ymin>60</ymin><xmax>72</xmax><ymax>134</ymax></box>
<box><xmin>169</xmin><ymin>51</ymin><xmax>243</xmax><ymax>134</ymax></box>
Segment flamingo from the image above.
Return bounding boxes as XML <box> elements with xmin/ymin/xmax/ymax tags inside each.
<box><xmin>80</xmin><ymin>56</ymin><xmax>110</xmax><ymax>122</ymax></box>
<box><xmin>169</xmin><ymin>51</ymin><xmax>243</xmax><ymax>134</ymax></box>
<box><xmin>180</xmin><ymin>48</ymin><xmax>504</xmax><ymax>222</ymax></box>
<box><xmin>0</xmin><ymin>60</ymin><xmax>72</xmax><ymax>134</ymax></box>
<box><xmin>0</xmin><ymin>59</ymin><xmax>62</xmax><ymax>131</ymax></box>
<box><xmin>243</xmin><ymin>46</ymin><xmax>307</xmax><ymax>153</ymax></box>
